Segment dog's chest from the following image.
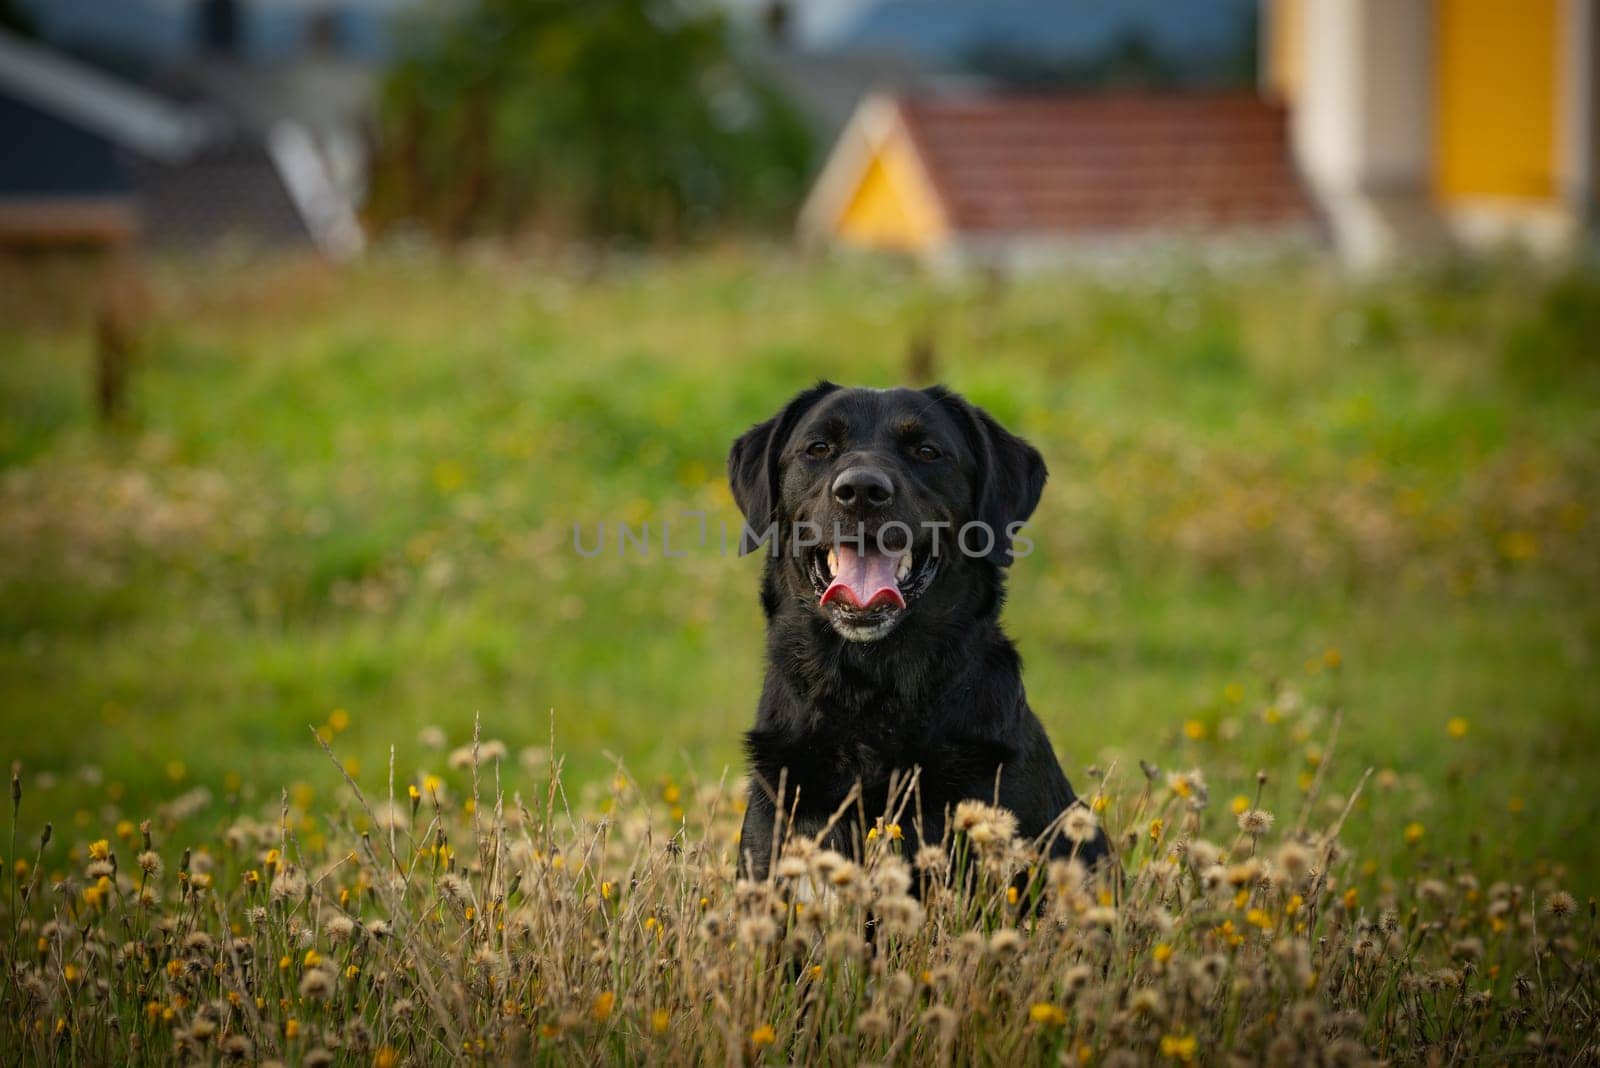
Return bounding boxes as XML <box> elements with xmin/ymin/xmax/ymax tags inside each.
<box><xmin>752</xmin><ymin>721</ymin><xmax>1006</xmax><ymax>819</ymax></box>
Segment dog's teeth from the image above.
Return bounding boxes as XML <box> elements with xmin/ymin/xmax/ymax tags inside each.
<box><xmin>896</xmin><ymin>554</ymin><xmax>911</xmax><ymax>582</ymax></box>
<box><xmin>826</xmin><ymin>549</ymin><xmax>838</xmax><ymax>577</ymax></box>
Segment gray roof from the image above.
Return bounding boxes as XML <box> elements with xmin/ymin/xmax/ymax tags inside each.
<box><xmin>740</xmin><ymin>39</ymin><xmax>987</xmax><ymax>147</ymax></box>
<box><xmin>0</xmin><ymin>28</ymin><xmax>220</xmax><ymax>163</ymax></box>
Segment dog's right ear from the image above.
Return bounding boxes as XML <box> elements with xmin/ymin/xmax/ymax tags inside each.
<box><xmin>728</xmin><ymin>381</ymin><xmax>838</xmax><ymax>555</ymax></box>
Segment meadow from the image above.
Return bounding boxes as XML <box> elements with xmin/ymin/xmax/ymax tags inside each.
<box><xmin>0</xmin><ymin>246</ymin><xmax>1597</xmax><ymax>1062</ymax></box>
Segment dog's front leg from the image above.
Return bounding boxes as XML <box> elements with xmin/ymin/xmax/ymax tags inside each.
<box><xmin>737</xmin><ymin>789</ymin><xmax>777</xmax><ymax>881</ymax></box>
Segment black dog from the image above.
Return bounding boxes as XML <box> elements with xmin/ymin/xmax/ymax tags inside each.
<box><xmin>729</xmin><ymin>382</ymin><xmax>1107</xmax><ymax>878</ymax></box>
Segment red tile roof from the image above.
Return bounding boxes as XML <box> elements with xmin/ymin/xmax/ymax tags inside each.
<box><xmin>893</xmin><ymin>92</ymin><xmax>1313</xmax><ymax>236</ymax></box>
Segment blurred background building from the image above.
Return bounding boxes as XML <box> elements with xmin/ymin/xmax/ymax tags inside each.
<box><xmin>1263</xmin><ymin>0</ymin><xmax>1599</xmax><ymax>268</ymax></box>
<box><xmin>0</xmin><ymin>0</ymin><xmax>1594</xmax><ymax>267</ymax></box>
<box><xmin>797</xmin><ymin>92</ymin><xmax>1312</xmax><ymax>268</ymax></box>
<box><xmin>0</xmin><ymin>0</ymin><xmax>371</xmax><ymax>255</ymax></box>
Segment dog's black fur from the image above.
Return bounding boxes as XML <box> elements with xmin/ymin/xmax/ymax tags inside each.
<box><xmin>729</xmin><ymin>382</ymin><xmax>1107</xmax><ymax>878</ymax></box>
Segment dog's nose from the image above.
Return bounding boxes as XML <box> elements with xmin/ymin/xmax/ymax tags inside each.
<box><xmin>831</xmin><ymin>466</ymin><xmax>894</xmax><ymax>512</ymax></box>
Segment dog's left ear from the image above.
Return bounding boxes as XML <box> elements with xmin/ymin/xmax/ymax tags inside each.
<box><xmin>728</xmin><ymin>381</ymin><xmax>839</xmax><ymax>554</ymax></box>
<box><xmin>928</xmin><ymin>387</ymin><xmax>1047</xmax><ymax>566</ymax></box>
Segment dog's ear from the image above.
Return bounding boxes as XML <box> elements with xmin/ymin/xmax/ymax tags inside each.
<box><xmin>728</xmin><ymin>381</ymin><xmax>839</xmax><ymax>555</ymax></box>
<box><xmin>929</xmin><ymin>387</ymin><xmax>1047</xmax><ymax>566</ymax></box>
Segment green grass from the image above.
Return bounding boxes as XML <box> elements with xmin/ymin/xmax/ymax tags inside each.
<box><xmin>1</xmin><ymin>247</ymin><xmax>1596</xmax><ymax>888</ymax></box>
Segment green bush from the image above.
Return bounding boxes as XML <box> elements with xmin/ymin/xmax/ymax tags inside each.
<box><xmin>1501</xmin><ymin>268</ymin><xmax>1600</xmax><ymax>392</ymax></box>
<box><xmin>370</xmin><ymin>0</ymin><xmax>813</xmax><ymax>242</ymax></box>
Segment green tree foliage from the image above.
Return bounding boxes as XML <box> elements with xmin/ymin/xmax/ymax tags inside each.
<box><xmin>370</xmin><ymin>0</ymin><xmax>813</xmax><ymax>242</ymax></box>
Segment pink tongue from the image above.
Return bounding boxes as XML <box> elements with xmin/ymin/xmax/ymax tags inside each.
<box><xmin>820</xmin><ymin>545</ymin><xmax>906</xmax><ymax>610</ymax></box>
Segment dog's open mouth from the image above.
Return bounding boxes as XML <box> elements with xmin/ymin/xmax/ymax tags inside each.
<box><xmin>807</xmin><ymin>543</ymin><xmax>938</xmax><ymax>641</ymax></box>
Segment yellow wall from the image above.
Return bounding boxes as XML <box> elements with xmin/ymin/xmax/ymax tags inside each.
<box><xmin>834</xmin><ymin>133</ymin><xmax>944</xmax><ymax>251</ymax></box>
<box><xmin>1433</xmin><ymin>0</ymin><xmax>1560</xmax><ymax>201</ymax></box>
<box><xmin>1263</xmin><ymin>0</ymin><xmax>1304</xmax><ymax>102</ymax></box>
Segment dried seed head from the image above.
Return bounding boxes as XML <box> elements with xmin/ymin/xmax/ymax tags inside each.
<box><xmin>270</xmin><ymin>865</ymin><xmax>307</xmax><ymax>901</ymax></box>
<box><xmin>1274</xmin><ymin>841</ymin><xmax>1311</xmax><ymax>882</ymax></box>
<box><xmin>775</xmin><ymin>856</ymin><xmax>808</xmax><ymax>880</ymax></box>
<box><xmin>736</xmin><ymin>915</ymin><xmax>777</xmax><ymax>946</ymax></box>
<box><xmin>1226</xmin><ymin>859</ymin><xmax>1263</xmax><ymax>888</ymax></box>
<box><xmin>824</xmin><ymin>931</ymin><xmax>865</xmax><ymax>961</ymax></box>
<box><xmin>953</xmin><ymin>800</ymin><xmax>988</xmax><ymax>831</ymax></box>
<box><xmin>1238</xmin><ymin>809</ymin><xmax>1276</xmax><ymax>836</ymax></box>
<box><xmin>1129</xmin><ymin>989</ymin><xmax>1165</xmax><ymax>1018</ymax></box>
<box><xmin>988</xmin><ymin>929</ymin><xmax>1024</xmax><ymax>959</ymax></box>
<box><xmin>298</xmin><ymin>968</ymin><xmax>336</xmax><ymax>1000</ymax></box>
<box><xmin>870</xmin><ymin>860</ymin><xmax>912</xmax><ymax>898</ymax></box>
<box><xmin>1062</xmin><ymin>806</ymin><xmax>1100</xmax><ymax>844</ymax></box>
<box><xmin>1048</xmin><ymin>858</ymin><xmax>1087</xmax><ymax>894</ymax></box>
<box><xmin>920</xmin><ymin>1005</ymin><xmax>957</xmax><ymax>1040</ymax></box>
<box><xmin>876</xmin><ymin>894</ymin><xmax>925</xmax><ymax>936</ymax></box>
<box><xmin>826</xmin><ymin>861</ymin><xmax>862</xmax><ymax>889</ymax></box>
<box><xmin>809</xmin><ymin>850</ymin><xmax>848</xmax><ymax>879</ymax></box>
<box><xmin>439</xmin><ymin>873</ymin><xmax>471</xmax><ymax>905</ymax></box>
<box><xmin>1188</xmin><ymin>840</ymin><xmax>1223</xmax><ymax>870</ymax></box>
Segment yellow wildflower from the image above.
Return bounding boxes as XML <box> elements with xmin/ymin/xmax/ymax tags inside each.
<box><xmin>1161</xmin><ymin>1034</ymin><xmax>1198</xmax><ymax>1061</ymax></box>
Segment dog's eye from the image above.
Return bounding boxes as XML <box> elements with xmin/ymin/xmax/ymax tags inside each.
<box><xmin>805</xmin><ymin>441</ymin><xmax>833</xmax><ymax>459</ymax></box>
<box><xmin>913</xmin><ymin>443</ymin><xmax>942</xmax><ymax>462</ymax></box>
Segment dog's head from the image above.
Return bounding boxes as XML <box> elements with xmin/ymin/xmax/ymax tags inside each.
<box><xmin>728</xmin><ymin>383</ymin><xmax>1046</xmax><ymax>642</ymax></box>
